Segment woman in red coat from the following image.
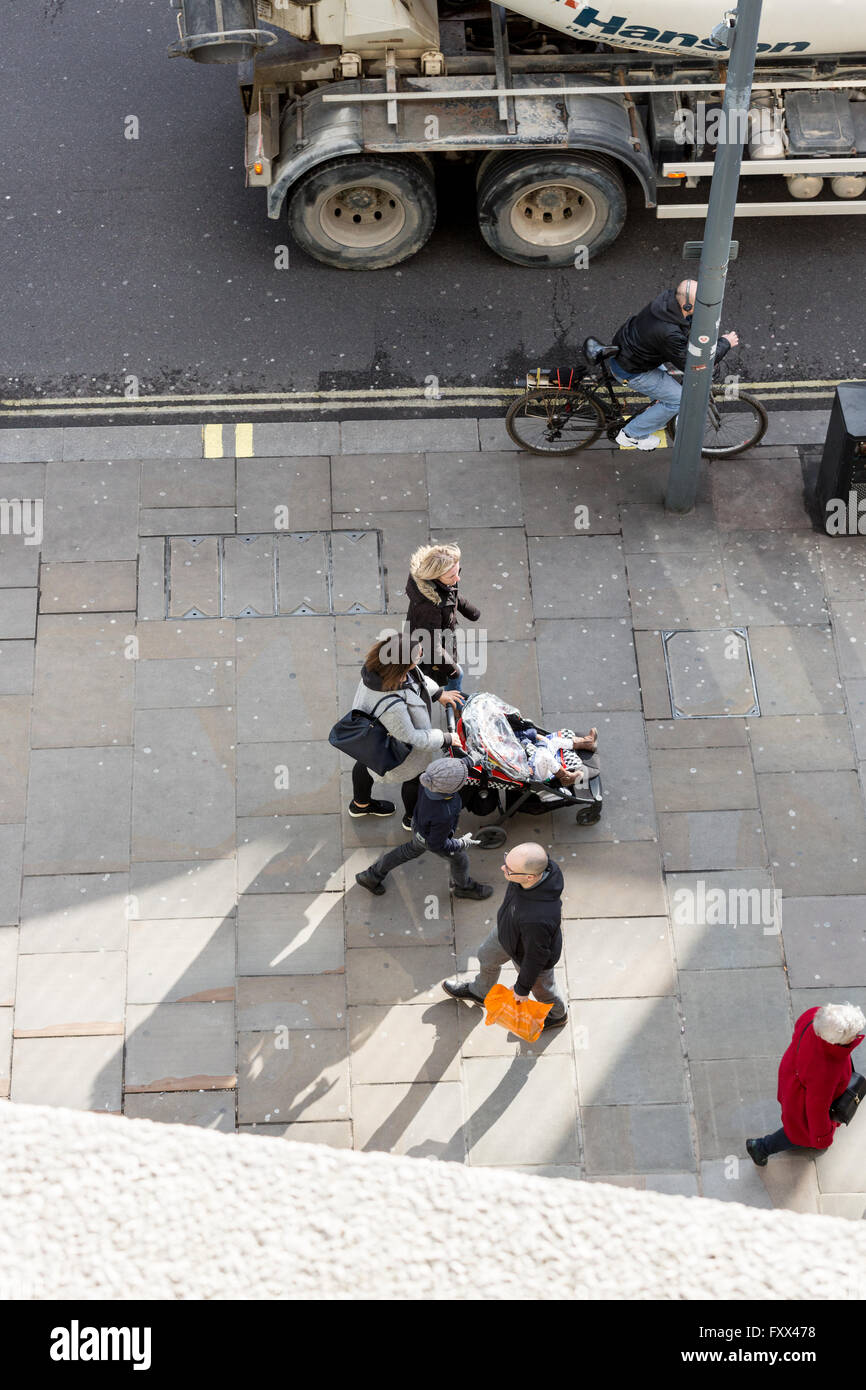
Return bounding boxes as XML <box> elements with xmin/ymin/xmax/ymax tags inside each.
<box><xmin>747</xmin><ymin>1003</ymin><xmax>865</xmax><ymax>1165</ymax></box>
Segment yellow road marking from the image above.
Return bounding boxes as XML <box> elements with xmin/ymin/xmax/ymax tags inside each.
<box><xmin>234</xmin><ymin>423</ymin><xmax>254</xmax><ymax>457</ymax></box>
<box><xmin>203</xmin><ymin>424</ymin><xmax>223</xmax><ymax>457</ymax></box>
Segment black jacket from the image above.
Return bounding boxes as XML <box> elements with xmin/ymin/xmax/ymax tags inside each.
<box><xmin>406</xmin><ymin>574</ymin><xmax>480</xmax><ymax>680</ymax></box>
<box><xmin>497</xmin><ymin>859</ymin><xmax>564</xmax><ymax>997</ymax></box>
<box><xmin>612</xmin><ymin>289</ymin><xmax>732</xmax><ymax>374</ymax></box>
<box><xmin>412</xmin><ymin>786</ymin><xmax>463</xmax><ymax>855</ymax></box>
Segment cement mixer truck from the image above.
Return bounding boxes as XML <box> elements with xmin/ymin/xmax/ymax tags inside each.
<box><xmin>169</xmin><ymin>0</ymin><xmax>866</xmax><ymax>267</ymax></box>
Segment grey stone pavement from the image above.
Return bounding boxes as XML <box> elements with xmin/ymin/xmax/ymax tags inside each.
<box><xmin>1</xmin><ymin>407</ymin><xmax>865</xmax><ymax>1219</ymax></box>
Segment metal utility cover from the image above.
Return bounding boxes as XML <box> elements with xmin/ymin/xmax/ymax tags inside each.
<box><xmin>662</xmin><ymin>628</ymin><xmax>759</xmax><ymax>718</ymax></box>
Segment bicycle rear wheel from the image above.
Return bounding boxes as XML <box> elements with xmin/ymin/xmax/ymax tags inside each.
<box><xmin>505</xmin><ymin>387</ymin><xmax>605</xmax><ymax>455</ymax></box>
<box><xmin>669</xmin><ymin>391</ymin><xmax>768</xmax><ymax>457</ymax></box>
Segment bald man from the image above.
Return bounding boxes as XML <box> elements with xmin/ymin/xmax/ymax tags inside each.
<box><xmin>608</xmin><ymin>279</ymin><xmax>739</xmax><ymax>451</ymax></box>
<box><xmin>443</xmin><ymin>842</ymin><xmax>568</xmax><ymax>1030</ymax></box>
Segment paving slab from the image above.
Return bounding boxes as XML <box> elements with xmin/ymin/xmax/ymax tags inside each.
<box><xmin>721</xmin><ymin>532</ymin><xmax>826</xmax><ymax>626</ymax></box>
<box><xmin>236</xmin><ymin>456</ymin><xmax>331</xmax><ymax>532</ymax></box>
<box><xmin>646</xmin><ymin>717</ymin><xmax>748</xmax><ymax>749</ymax></box>
<box><xmin>61</xmin><ymin>425</ymin><xmax>202</xmax><ymax>460</ymax></box>
<box><xmin>560</xmin><ymin>841</ymin><xmax>666</xmax><ymax>919</ymax></box>
<box><xmin>845</xmin><ymin>679</ymin><xmax>866</xmax><ymax>762</ymax></box>
<box><xmin>427</xmin><ymin>452</ymin><xmax>522</xmax><ymax>529</ymax></box>
<box><xmin>0</xmin><ymin>430</ymin><xmax>61</xmax><ymax>463</ymax></box>
<box><xmin>582</xmin><ymin>1104</ymin><xmax>695</xmax><ymax>1174</ymax></box>
<box><xmin>0</xmin><ymin>535</ymin><xmax>40</xmax><ymax>588</ymax></box>
<box><xmin>626</xmin><ymin>552</ymin><xmax>731</xmax><ymax>630</ymax></box>
<box><xmin>349</xmin><ymin>1001</ymin><xmax>461</xmax><ymax>1083</ymax></box>
<box><xmin>344</xmin><ymin>849</ymin><xmax>454</xmax><ymax>949</ymax></box>
<box><xmin>0</xmin><ymin>825</ymin><xmax>24</xmax><ymax>925</ymax></box>
<box><xmin>140</xmin><ymin>458</ymin><xmax>235</xmax><ymax>508</ymax></box>
<box><xmin>352</xmin><ymin>1080</ymin><xmax>465</xmax><ymax>1161</ymax></box>
<box><xmin>817</xmin><ymin>1194</ymin><xmax>866</xmax><ymax>1222</ymax></box>
<box><xmin>748</xmin><ymin>714</ymin><xmax>854</xmax><ymax>772</ymax></box>
<box><xmin>237</xmin><ymin>1028</ymin><xmax>349</xmax><ymax>1125</ymax></box>
<box><xmin>550</xmin><ymin>709</ymin><xmax>656</xmax><ymax>843</ymax></box>
<box><xmin>127</xmin><ymin>918</ymin><xmax>235</xmax><ymax>1004</ymax></box>
<box><xmin>757</xmin><ymin>770</ymin><xmax>866</xmax><ymax>897</ymax></box>
<box><xmin>537</xmin><ymin>618</ymin><xmax>641</xmax><ymax>714</ymax></box>
<box><xmin>789</xmin><ymin>986</ymin><xmax>866</xmax><ymax>1021</ymax></box>
<box><xmin>223</xmin><ymin>534</ymin><xmax>277</xmax><ymax>618</ymax></box>
<box><xmin>236</xmin><ymin>975</ymin><xmax>346</xmax><ymax>1032</ymax></box>
<box><xmin>633</xmin><ymin>630</ymin><xmax>672</xmax><ymax>719</ymax></box>
<box><xmin>236</xmin><ymin>740</ymin><xmax>340</xmax><ymax>817</ymax></box>
<box><xmin>464</xmin><ymin>638</ymin><xmax>541</xmax><ymax>715</ymax></box>
<box><xmin>817</xmin><ymin>536</ymin><xmax>866</xmax><ymax>602</ymax></box>
<box><xmin>167</xmin><ymin>536</ymin><xmax>219</xmax><ymax>621</ymax></box>
<box><xmin>0</xmin><ymin>929</ymin><xmax>17</xmax><ymax>1006</ymax></box>
<box><xmin>31</xmin><ymin>614</ymin><xmax>135</xmax><ymax>748</ymax></box>
<box><xmin>780</xmin><ymin>896</ymin><xmax>866</xmax><ymax>989</ymax></box>
<box><xmin>24</xmin><ymin>748</ymin><xmax>133</xmax><ymax>875</ymax></box>
<box><xmin>42</xmin><ymin>460</ymin><xmax>140</xmax><ymax>562</ymax></box>
<box><xmin>659</xmin><ymin>810</ymin><xmax>767</xmax><ymax>873</ymax></box>
<box><xmin>832</xmin><ymin>600</ymin><xmax>866</xmax><ymax>682</ymax></box>
<box><xmin>123</xmin><ymin>1091</ymin><xmax>236</xmax><ymax>1132</ymax></box>
<box><xmin>129</xmin><ymin>859</ymin><xmax>236</xmax><ymax>920</ymax></box>
<box><xmin>239</xmin><ymin>1120</ymin><xmax>353</xmax><ymax>1147</ymax></box>
<box><xmin>463</xmin><ymin>1055</ymin><xmax>579</xmax><ymax>1166</ymax></box>
<box><xmin>329</xmin><ymin>528</ymin><xmax>384</xmax><ymax>615</ymax></box>
<box><xmin>620</xmin><ymin>502</ymin><xmax>720</xmax><ymax>554</ymax></box>
<box><xmin>571</xmin><ymin>997</ymin><xmax>686</xmax><ymax>1105</ymax></box>
<box><xmin>748</xmin><ymin>625</ymin><xmax>843</xmax><ymax>715</ymax></box>
<box><xmin>0</xmin><ymin>640</ymin><xmax>35</xmax><ymax>695</ymax></box>
<box><xmin>698</xmin><ymin>1159</ymin><xmax>774</xmax><ymax>1209</ymax></box>
<box><xmin>334</xmin><ymin>614</ymin><xmax>401</xmax><ymax>667</ymax></box>
<box><xmin>345</xmin><ymin>946</ymin><xmax>456</xmax><ymax>1006</ymax></box>
<box><xmin>235</xmin><ymin>617</ymin><xmax>336</xmax><ymax>743</ymax></box>
<box><xmin>343</xmin><ymin>419</ymin><xmax>478</xmax><ymax>454</ymax></box>
<box><xmin>442</xmin><ymin>527</ymin><xmax>533</xmax><ymax>643</ymax></box>
<box><xmin>13</xmin><ymin>951</ymin><xmax>126</xmax><ymax>1037</ymax></box>
<box><xmin>564</xmin><ymin>917</ymin><xmax>676</xmax><ymax>998</ymax></box>
<box><xmin>236</xmin><ymin>892</ymin><xmax>344</xmax><ymax>975</ymax></box>
<box><xmin>38</xmin><ymin>561</ymin><xmax>138</xmax><ymax>614</ymax></box>
<box><xmin>137</xmin><ymin>538</ymin><xmax>165</xmax><ymax>621</ymax></box>
<box><xmin>10</xmin><ymin>1035</ymin><xmax>123</xmax><ymax>1111</ymax></box>
<box><xmin>723</xmin><ymin>1151</ymin><xmax>820</xmax><ymax>1215</ymax></box>
<box><xmin>134</xmin><ymin>656</ymin><xmax>235</xmax><ymax>709</ymax></box>
<box><xmin>0</xmin><ymin>696</ymin><xmax>29</xmax><ymax>823</ymax></box>
<box><xmin>132</xmin><ymin>708</ymin><xmax>235</xmax><ymax>862</ymax></box>
<box><xmin>237</xmin><ymin>814</ymin><xmax>343</xmax><ymax>894</ymax></box>
<box><xmin>667</xmin><ymin>871</ymin><xmax>783</xmax><ymax>969</ymax></box>
<box><xmin>134</xmin><ymin>619</ymin><xmax>235</xmax><ymax>661</ymax></box>
<box><xmin>0</xmin><ymin>1007</ymin><xmax>10</xmax><ymax>1096</ymax></box>
<box><xmin>762</xmin><ymin>410</ymin><xmax>831</xmax><ymax>447</ymax></box>
<box><xmin>331</xmin><ymin>453</ymin><xmax>427</xmax><ymax>513</ymax></box>
<box><xmin>140</xmin><ymin>506</ymin><xmax>236</xmax><ymax>537</ymax></box>
<box><xmin>679</xmin><ymin>967</ymin><xmax>791</xmax><ymax>1062</ymax></box>
<box><xmin>690</xmin><ymin>1056</ymin><xmax>782</xmax><ymax>1160</ymax></box>
<box><xmin>332</xmin><ymin>511</ymin><xmax>429</xmax><ymax>615</ymax></box>
<box><xmin>710</xmin><ymin>454</ymin><xmax>813</xmax><ymax>529</ymax></box>
<box><xmin>519</xmin><ymin>455</ymin><xmax>620</xmax><ymax>537</ymax></box>
<box><xmin>0</xmin><ymin>588</ymin><xmax>37</xmax><ymax>639</ymax></box>
<box><xmin>813</xmin><ymin>1124</ymin><xmax>866</xmax><ymax>1195</ymax></box>
<box><xmin>125</xmin><ymin>1001</ymin><xmax>236</xmax><ymax>1091</ymax></box>
<box><xmin>649</xmin><ymin>746</ymin><xmax>758</xmax><ymax>813</ymax></box>
<box><xmin>529</xmin><ymin>536</ymin><xmax>629</xmax><ymax>620</ymax></box>
<box><xmin>18</xmin><ymin>873</ymin><xmax>129</xmax><ymax>953</ymax></box>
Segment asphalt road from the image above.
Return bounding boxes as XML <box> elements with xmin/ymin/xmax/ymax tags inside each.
<box><xmin>2</xmin><ymin>0</ymin><xmax>865</xmax><ymax>407</ymax></box>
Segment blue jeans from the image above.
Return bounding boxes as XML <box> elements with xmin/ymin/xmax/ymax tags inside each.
<box><xmin>609</xmin><ymin>358</ymin><xmax>681</xmax><ymax>440</ymax></box>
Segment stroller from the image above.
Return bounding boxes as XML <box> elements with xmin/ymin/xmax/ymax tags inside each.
<box><xmin>445</xmin><ymin>692</ymin><xmax>603</xmax><ymax>849</ymax></box>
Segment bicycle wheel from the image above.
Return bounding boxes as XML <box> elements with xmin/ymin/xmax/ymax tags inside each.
<box><xmin>669</xmin><ymin>390</ymin><xmax>768</xmax><ymax>457</ymax></box>
<box><xmin>505</xmin><ymin>388</ymin><xmax>605</xmax><ymax>455</ymax></box>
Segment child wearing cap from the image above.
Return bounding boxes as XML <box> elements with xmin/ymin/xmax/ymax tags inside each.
<box><xmin>355</xmin><ymin>757</ymin><xmax>493</xmax><ymax>900</ymax></box>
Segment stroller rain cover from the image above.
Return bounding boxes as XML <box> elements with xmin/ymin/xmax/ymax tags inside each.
<box><xmin>459</xmin><ymin>692</ymin><xmax>533</xmax><ymax>780</ymax></box>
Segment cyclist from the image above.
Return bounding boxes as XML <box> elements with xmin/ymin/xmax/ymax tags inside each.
<box><xmin>609</xmin><ymin>279</ymin><xmax>739</xmax><ymax>452</ymax></box>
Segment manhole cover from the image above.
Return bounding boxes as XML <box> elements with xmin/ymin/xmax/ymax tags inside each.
<box><xmin>662</xmin><ymin>628</ymin><xmax>760</xmax><ymax>718</ymax></box>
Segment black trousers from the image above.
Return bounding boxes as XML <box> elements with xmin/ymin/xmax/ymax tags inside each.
<box><xmin>352</xmin><ymin>764</ymin><xmax>420</xmax><ymax>818</ymax></box>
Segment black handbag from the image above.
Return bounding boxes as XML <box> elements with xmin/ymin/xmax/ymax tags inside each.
<box><xmin>329</xmin><ymin>694</ymin><xmax>412</xmax><ymax>776</ymax></box>
<box><xmin>830</xmin><ymin>1071</ymin><xmax>866</xmax><ymax>1125</ymax></box>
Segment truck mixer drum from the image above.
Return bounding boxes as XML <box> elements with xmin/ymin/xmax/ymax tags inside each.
<box><xmin>169</xmin><ymin>0</ymin><xmax>277</xmax><ymax>64</ymax></box>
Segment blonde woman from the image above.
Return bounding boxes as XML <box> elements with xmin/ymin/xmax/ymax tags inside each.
<box><xmin>405</xmin><ymin>542</ymin><xmax>480</xmax><ymax>692</ymax></box>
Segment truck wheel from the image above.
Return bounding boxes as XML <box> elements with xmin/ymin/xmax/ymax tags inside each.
<box><xmin>286</xmin><ymin>155</ymin><xmax>436</xmax><ymax>270</ymax></box>
<box><xmin>476</xmin><ymin>152</ymin><xmax>626</xmax><ymax>267</ymax></box>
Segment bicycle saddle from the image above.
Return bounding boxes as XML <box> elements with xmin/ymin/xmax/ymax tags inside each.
<box><xmin>583</xmin><ymin>337</ymin><xmax>619</xmax><ymax>364</ymax></box>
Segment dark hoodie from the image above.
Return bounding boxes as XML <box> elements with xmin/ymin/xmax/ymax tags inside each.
<box><xmin>612</xmin><ymin>289</ymin><xmax>732</xmax><ymax>375</ymax></box>
<box><xmin>497</xmin><ymin>858</ymin><xmax>564</xmax><ymax>997</ymax></box>
<box><xmin>412</xmin><ymin>785</ymin><xmax>463</xmax><ymax>855</ymax></box>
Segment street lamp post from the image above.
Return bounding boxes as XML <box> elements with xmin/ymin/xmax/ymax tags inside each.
<box><xmin>665</xmin><ymin>0</ymin><xmax>765</xmax><ymax>513</ymax></box>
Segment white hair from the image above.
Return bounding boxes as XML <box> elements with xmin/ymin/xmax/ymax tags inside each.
<box><xmin>813</xmin><ymin>1003</ymin><xmax>866</xmax><ymax>1046</ymax></box>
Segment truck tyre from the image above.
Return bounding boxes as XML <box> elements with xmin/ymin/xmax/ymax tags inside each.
<box><xmin>286</xmin><ymin>154</ymin><xmax>436</xmax><ymax>270</ymax></box>
<box><xmin>476</xmin><ymin>151</ymin><xmax>627</xmax><ymax>267</ymax></box>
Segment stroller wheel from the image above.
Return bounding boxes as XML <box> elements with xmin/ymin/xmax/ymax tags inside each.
<box><xmin>476</xmin><ymin>825</ymin><xmax>507</xmax><ymax>850</ymax></box>
<box><xmin>575</xmin><ymin>804</ymin><xmax>602</xmax><ymax>826</ymax></box>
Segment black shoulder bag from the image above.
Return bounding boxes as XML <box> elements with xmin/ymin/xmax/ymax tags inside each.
<box><xmin>795</xmin><ymin>1019</ymin><xmax>866</xmax><ymax>1126</ymax></box>
<box><xmin>329</xmin><ymin>693</ymin><xmax>412</xmax><ymax>776</ymax></box>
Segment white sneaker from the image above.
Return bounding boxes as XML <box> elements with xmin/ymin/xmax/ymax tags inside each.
<box><xmin>616</xmin><ymin>428</ymin><xmax>658</xmax><ymax>452</ymax></box>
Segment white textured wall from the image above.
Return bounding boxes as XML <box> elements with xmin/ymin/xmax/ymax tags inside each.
<box><xmin>1</xmin><ymin>1102</ymin><xmax>863</xmax><ymax>1300</ymax></box>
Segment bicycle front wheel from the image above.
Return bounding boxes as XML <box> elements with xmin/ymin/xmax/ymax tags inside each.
<box><xmin>505</xmin><ymin>388</ymin><xmax>605</xmax><ymax>455</ymax></box>
<box><xmin>669</xmin><ymin>390</ymin><xmax>768</xmax><ymax>457</ymax></box>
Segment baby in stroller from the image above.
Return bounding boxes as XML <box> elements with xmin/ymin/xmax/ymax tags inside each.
<box><xmin>459</xmin><ymin>693</ymin><xmax>597</xmax><ymax>793</ymax></box>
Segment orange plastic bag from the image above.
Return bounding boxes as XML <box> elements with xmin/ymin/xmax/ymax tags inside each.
<box><xmin>483</xmin><ymin>984</ymin><xmax>553</xmax><ymax>1043</ymax></box>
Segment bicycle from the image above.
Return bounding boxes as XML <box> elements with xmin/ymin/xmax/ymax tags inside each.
<box><xmin>505</xmin><ymin>336</ymin><xmax>768</xmax><ymax>457</ymax></box>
